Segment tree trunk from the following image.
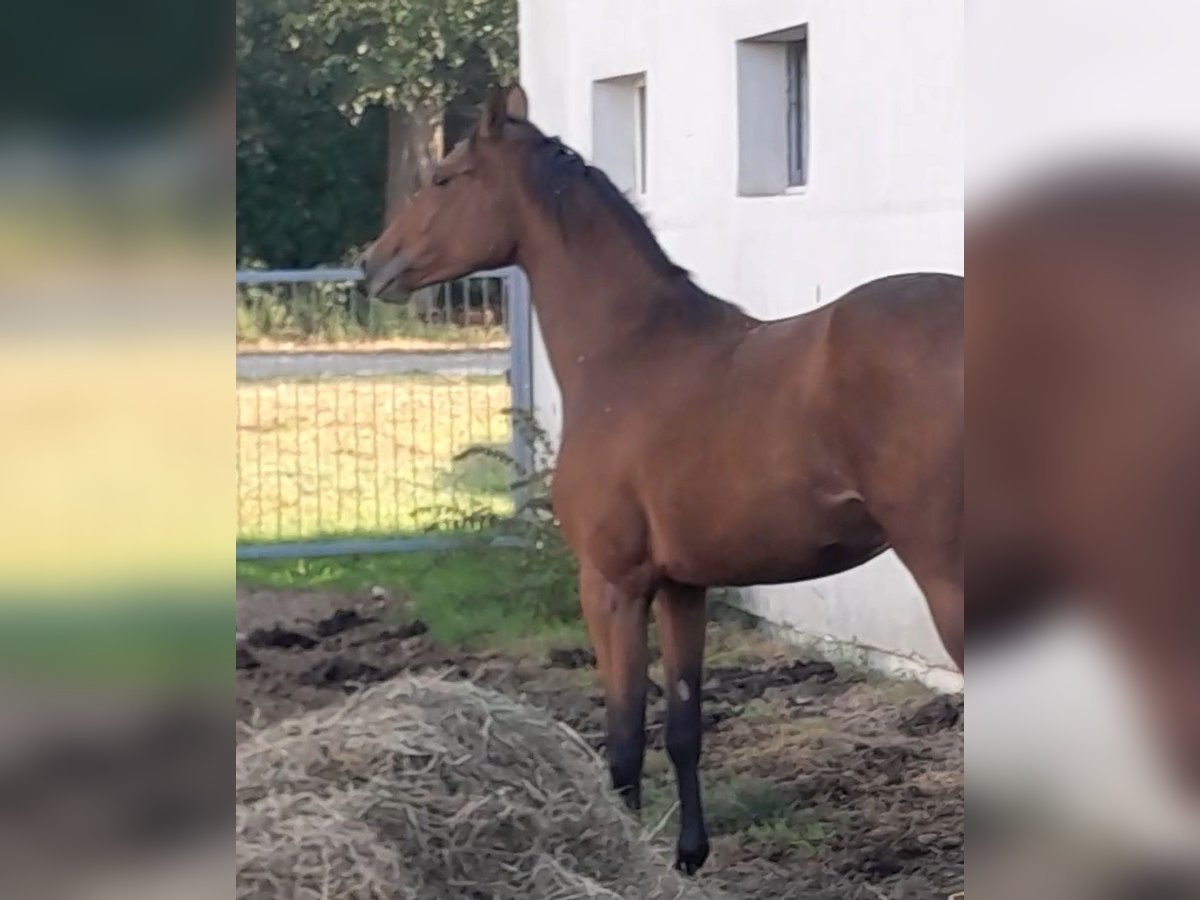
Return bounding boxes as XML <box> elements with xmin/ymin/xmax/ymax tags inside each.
<box><xmin>384</xmin><ymin>106</ymin><xmax>444</xmax><ymax>317</ymax></box>
<box><xmin>385</xmin><ymin>105</ymin><xmax>443</xmax><ymax>220</ymax></box>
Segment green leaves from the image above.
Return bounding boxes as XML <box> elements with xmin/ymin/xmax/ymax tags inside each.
<box><xmin>274</xmin><ymin>0</ymin><xmax>517</xmax><ymax>115</ymax></box>
<box><xmin>237</xmin><ymin>0</ymin><xmax>517</xmax><ymax>266</ymax></box>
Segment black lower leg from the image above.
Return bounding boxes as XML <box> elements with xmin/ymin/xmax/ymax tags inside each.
<box><xmin>666</xmin><ymin>666</ymin><xmax>709</xmax><ymax>873</ymax></box>
<box><xmin>607</xmin><ymin>693</ymin><xmax>647</xmax><ymax>811</ymax></box>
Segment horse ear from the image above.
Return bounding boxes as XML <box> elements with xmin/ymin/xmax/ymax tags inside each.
<box><xmin>506</xmin><ymin>85</ymin><xmax>529</xmax><ymax>121</ymax></box>
<box><xmin>478</xmin><ymin>86</ymin><xmax>509</xmax><ymax>139</ymax></box>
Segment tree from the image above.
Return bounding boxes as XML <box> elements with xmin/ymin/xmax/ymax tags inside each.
<box><xmin>236</xmin><ymin>0</ymin><xmax>517</xmax><ymax>266</ymax></box>
<box><xmin>278</xmin><ymin>0</ymin><xmax>517</xmax><ymax>216</ymax></box>
<box><xmin>237</xmin><ymin>0</ymin><xmax>388</xmax><ymax>266</ymax></box>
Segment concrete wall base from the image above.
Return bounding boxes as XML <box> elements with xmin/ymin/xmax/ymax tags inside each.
<box><xmin>713</xmin><ymin>592</ymin><xmax>963</xmax><ymax>695</ymax></box>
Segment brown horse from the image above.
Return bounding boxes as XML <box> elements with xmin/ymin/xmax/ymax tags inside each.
<box><xmin>364</xmin><ymin>86</ymin><xmax>963</xmax><ymax>874</ymax></box>
<box><xmin>968</xmin><ymin>166</ymin><xmax>1200</xmax><ymax>788</ymax></box>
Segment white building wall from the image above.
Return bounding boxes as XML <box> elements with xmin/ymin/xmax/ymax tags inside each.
<box><xmin>519</xmin><ymin>0</ymin><xmax>964</xmax><ymax>682</ymax></box>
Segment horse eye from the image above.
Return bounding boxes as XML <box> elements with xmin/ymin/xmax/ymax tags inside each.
<box><xmin>432</xmin><ymin>172</ymin><xmax>451</xmax><ymax>187</ymax></box>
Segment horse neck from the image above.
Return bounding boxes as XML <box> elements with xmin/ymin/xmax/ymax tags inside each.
<box><xmin>513</xmin><ymin>197</ymin><xmax>738</xmax><ymax>403</ymax></box>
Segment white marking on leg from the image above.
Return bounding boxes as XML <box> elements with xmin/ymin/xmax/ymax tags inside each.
<box><xmin>677</xmin><ymin>680</ymin><xmax>690</xmax><ymax>702</ymax></box>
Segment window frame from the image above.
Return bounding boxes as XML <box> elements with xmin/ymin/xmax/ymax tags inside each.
<box><xmin>736</xmin><ymin>23</ymin><xmax>811</xmax><ymax>196</ymax></box>
<box><xmin>591</xmin><ymin>72</ymin><xmax>648</xmax><ymax>197</ymax></box>
<box><xmin>634</xmin><ymin>76</ymin><xmax>648</xmax><ymax>195</ymax></box>
<box><xmin>785</xmin><ymin>37</ymin><xmax>809</xmax><ymax>188</ymax></box>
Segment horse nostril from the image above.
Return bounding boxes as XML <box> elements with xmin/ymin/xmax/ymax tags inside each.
<box><xmin>363</xmin><ymin>251</ymin><xmax>412</xmax><ymax>298</ymax></box>
<box><xmin>358</xmin><ymin>244</ymin><xmax>378</xmax><ymax>278</ymax></box>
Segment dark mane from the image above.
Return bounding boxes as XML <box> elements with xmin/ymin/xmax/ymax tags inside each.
<box><xmin>521</xmin><ymin>130</ymin><xmax>685</xmax><ymax>277</ymax></box>
<box><xmin>510</xmin><ymin>123</ymin><xmax>739</xmax><ymax>325</ymax></box>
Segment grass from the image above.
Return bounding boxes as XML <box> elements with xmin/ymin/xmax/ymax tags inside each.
<box><xmin>237</xmin><ymin>374</ymin><xmax>513</xmax><ymax>541</ymax></box>
<box><xmin>237</xmin><ymin>545</ymin><xmax>584</xmax><ymax>654</ymax></box>
<box><xmin>643</xmin><ymin>766</ymin><xmax>833</xmax><ymax>857</ymax></box>
<box><xmin>235</xmin><ymin>282</ymin><xmax>510</xmax><ymax>350</ymax></box>
<box><xmin>236</xmin><ymin>326</ymin><xmax>510</xmax><ymax>354</ymax></box>
<box><xmin>238</xmin><ymin>333</ymin><xmax>511</xmax><ymax>355</ymax></box>
<box><xmin>436</xmin><ymin>442</ymin><xmax>512</xmax><ymax>495</ymax></box>
<box><xmin>704</xmin><ymin>775</ymin><xmax>800</xmax><ymax>835</ymax></box>
<box><xmin>0</xmin><ymin>589</ymin><xmax>230</xmax><ymax>683</ymax></box>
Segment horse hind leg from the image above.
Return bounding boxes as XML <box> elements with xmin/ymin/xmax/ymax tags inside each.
<box><xmin>883</xmin><ymin>521</ymin><xmax>964</xmax><ymax>671</ymax></box>
<box><xmin>867</xmin><ymin>456</ymin><xmax>964</xmax><ymax>670</ymax></box>
<box><xmin>912</xmin><ymin>564</ymin><xmax>964</xmax><ymax>671</ymax></box>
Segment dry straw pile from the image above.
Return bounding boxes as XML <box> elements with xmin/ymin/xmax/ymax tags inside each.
<box><xmin>236</xmin><ymin>676</ymin><xmax>718</xmax><ymax>899</ymax></box>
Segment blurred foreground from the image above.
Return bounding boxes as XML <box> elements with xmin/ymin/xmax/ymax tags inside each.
<box><xmin>0</xmin><ymin>1</ymin><xmax>231</xmax><ymax>895</ymax></box>
<box><xmin>967</xmin><ymin>1</ymin><xmax>1200</xmax><ymax>896</ymax></box>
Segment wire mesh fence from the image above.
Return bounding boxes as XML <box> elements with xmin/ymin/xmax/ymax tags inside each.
<box><xmin>236</xmin><ymin>267</ymin><xmax>532</xmax><ymax>556</ymax></box>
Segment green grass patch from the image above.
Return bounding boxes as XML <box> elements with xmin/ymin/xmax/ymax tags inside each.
<box><xmin>236</xmin><ymin>285</ymin><xmax>509</xmax><ymax>349</ymax></box>
<box><xmin>237</xmin><ymin>543</ymin><xmax>583</xmax><ymax>654</ymax></box>
<box><xmin>646</xmin><ymin>771</ymin><xmax>835</xmax><ymax>856</ymax></box>
<box><xmin>743</xmin><ymin>818</ymin><xmax>828</xmax><ymax>857</ymax></box>
<box><xmin>0</xmin><ymin>592</ymin><xmax>230</xmax><ymax>684</ymax></box>
<box><xmin>704</xmin><ymin>774</ymin><xmax>796</xmax><ymax>835</ymax></box>
<box><xmin>436</xmin><ymin>443</ymin><xmax>512</xmax><ymax>496</ymax></box>
<box><xmin>720</xmin><ymin>780</ymin><xmax>832</xmax><ymax>855</ymax></box>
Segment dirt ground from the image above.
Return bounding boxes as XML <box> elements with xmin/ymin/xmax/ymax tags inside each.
<box><xmin>237</xmin><ymin>585</ymin><xmax>963</xmax><ymax>900</ymax></box>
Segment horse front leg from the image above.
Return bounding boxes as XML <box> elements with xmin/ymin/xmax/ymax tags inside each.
<box><xmin>579</xmin><ymin>563</ymin><xmax>650</xmax><ymax>810</ymax></box>
<box><xmin>654</xmin><ymin>582</ymin><xmax>711</xmax><ymax>874</ymax></box>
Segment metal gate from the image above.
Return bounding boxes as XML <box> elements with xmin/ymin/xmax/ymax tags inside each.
<box><xmin>236</xmin><ymin>266</ymin><xmax>533</xmax><ymax>560</ymax></box>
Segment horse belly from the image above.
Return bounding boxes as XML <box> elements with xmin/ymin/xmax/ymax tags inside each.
<box><xmin>650</xmin><ymin>488</ymin><xmax>886</xmax><ymax>587</ymax></box>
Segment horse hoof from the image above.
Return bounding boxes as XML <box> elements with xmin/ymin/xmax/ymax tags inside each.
<box><xmin>674</xmin><ymin>840</ymin><xmax>709</xmax><ymax>876</ymax></box>
<box><xmin>674</xmin><ymin>857</ymin><xmax>701</xmax><ymax>876</ymax></box>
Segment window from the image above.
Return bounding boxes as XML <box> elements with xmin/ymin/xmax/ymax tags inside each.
<box><xmin>635</xmin><ymin>79</ymin><xmax>648</xmax><ymax>194</ymax></box>
<box><xmin>786</xmin><ymin>37</ymin><xmax>809</xmax><ymax>186</ymax></box>
<box><xmin>592</xmin><ymin>73</ymin><xmax>647</xmax><ymax>196</ymax></box>
<box><xmin>737</xmin><ymin>25</ymin><xmax>810</xmax><ymax>195</ymax></box>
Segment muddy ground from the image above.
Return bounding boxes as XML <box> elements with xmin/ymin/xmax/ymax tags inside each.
<box><xmin>237</xmin><ymin>585</ymin><xmax>962</xmax><ymax>900</ymax></box>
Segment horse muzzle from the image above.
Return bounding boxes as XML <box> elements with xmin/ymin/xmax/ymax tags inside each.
<box><xmin>362</xmin><ymin>250</ymin><xmax>412</xmax><ymax>300</ymax></box>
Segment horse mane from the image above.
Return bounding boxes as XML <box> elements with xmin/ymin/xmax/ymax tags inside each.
<box><xmin>508</xmin><ymin>122</ymin><xmax>740</xmax><ymax>326</ymax></box>
<box><xmin>522</xmin><ymin>131</ymin><xmax>684</xmax><ymax>275</ymax></box>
